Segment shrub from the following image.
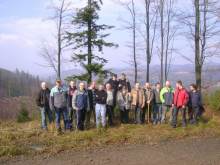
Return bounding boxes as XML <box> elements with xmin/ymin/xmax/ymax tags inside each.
<box><xmin>207</xmin><ymin>90</ymin><xmax>220</xmax><ymax>111</ymax></box>
<box><xmin>17</xmin><ymin>102</ymin><xmax>31</xmax><ymax>123</ymax></box>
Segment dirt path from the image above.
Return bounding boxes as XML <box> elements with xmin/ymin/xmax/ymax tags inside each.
<box><xmin>1</xmin><ymin>137</ymin><xmax>220</xmax><ymax>165</ymax></box>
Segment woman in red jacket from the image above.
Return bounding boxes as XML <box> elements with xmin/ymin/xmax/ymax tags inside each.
<box><xmin>171</xmin><ymin>80</ymin><xmax>189</xmax><ymax>128</ymax></box>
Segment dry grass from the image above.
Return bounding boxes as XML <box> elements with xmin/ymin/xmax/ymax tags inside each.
<box><xmin>1</xmin><ymin>109</ymin><xmax>220</xmax><ymax>158</ymax></box>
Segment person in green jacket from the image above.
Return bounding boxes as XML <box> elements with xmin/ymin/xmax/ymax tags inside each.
<box><xmin>160</xmin><ymin>80</ymin><xmax>175</xmax><ymax>124</ymax></box>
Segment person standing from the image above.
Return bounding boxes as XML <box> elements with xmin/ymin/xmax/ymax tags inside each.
<box><xmin>106</xmin><ymin>74</ymin><xmax>119</xmax><ymax>110</ymax></box>
<box><xmin>143</xmin><ymin>82</ymin><xmax>154</xmax><ymax>124</ymax></box>
<box><xmin>160</xmin><ymin>80</ymin><xmax>175</xmax><ymax>124</ymax></box>
<box><xmin>72</xmin><ymin>82</ymin><xmax>89</xmax><ymax>131</ymax></box>
<box><xmin>36</xmin><ymin>82</ymin><xmax>53</xmax><ymax>130</ymax></box>
<box><xmin>117</xmin><ymin>87</ymin><xmax>131</xmax><ymax>124</ymax></box>
<box><xmin>50</xmin><ymin>80</ymin><xmax>69</xmax><ymax>134</ymax></box>
<box><xmin>118</xmin><ymin>73</ymin><xmax>131</xmax><ymax>92</ymax></box>
<box><xmin>189</xmin><ymin>84</ymin><xmax>203</xmax><ymax>124</ymax></box>
<box><xmin>95</xmin><ymin>84</ymin><xmax>107</xmax><ymax>128</ymax></box>
<box><xmin>171</xmin><ymin>80</ymin><xmax>189</xmax><ymax>128</ymax></box>
<box><xmin>152</xmin><ymin>82</ymin><xmax>162</xmax><ymax>125</ymax></box>
<box><xmin>67</xmin><ymin>81</ymin><xmax>77</xmax><ymax>130</ymax></box>
<box><xmin>106</xmin><ymin>83</ymin><xmax>114</xmax><ymax>126</ymax></box>
<box><xmin>86</xmin><ymin>81</ymin><xmax>97</xmax><ymax>128</ymax></box>
<box><xmin>130</xmin><ymin>83</ymin><xmax>145</xmax><ymax>124</ymax></box>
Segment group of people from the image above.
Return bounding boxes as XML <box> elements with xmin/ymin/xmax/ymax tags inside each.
<box><xmin>36</xmin><ymin>73</ymin><xmax>204</xmax><ymax>134</ymax></box>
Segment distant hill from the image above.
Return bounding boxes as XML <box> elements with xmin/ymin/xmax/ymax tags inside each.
<box><xmin>0</xmin><ymin>68</ymin><xmax>40</xmax><ymax>98</ymax></box>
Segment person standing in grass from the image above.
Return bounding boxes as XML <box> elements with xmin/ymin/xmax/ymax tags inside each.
<box><xmin>106</xmin><ymin>83</ymin><xmax>114</xmax><ymax>126</ymax></box>
<box><xmin>86</xmin><ymin>81</ymin><xmax>97</xmax><ymax>128</ymax></box>
<box><xmin>117</xmin><ymin>87</ymin><xmax>131</xmax><ymax>124</ymax></box>
<box><xmin>50</xmin><ymin>80</ymin><xmax>70</xmax><ymax>134</ymax></box>
<box><xmin>143</xmin><ymin>82</ymin><xmax>154</xmax><ymax>124</ymax></box>
<box><xmin>152</xmin><ymin>82</ymin><xmax>162</xmax><ymax>125</ymax></box>
<box><xmin>67</xmin><ymin>80</ymin><xmax>77</xmax><ymax>130</ymax></box>
<box><xmin>95</xmin><ymin>84</ymin><xmax>107</xmax><ymax>128</ymax></box>
<box><xmin>130</xmin><ymin>83</ymin><xmax>145</xmax><ymax>124</ymax></box>
<box><xmin>118</xmin><ymin>73</ymin><xmax>131</xmax><ymax>92</ymax></box>
<box><xmin>171</xmin><ymin>80</ymin><xmax>189</xmax><ymax>128</ymax></box>
<box><xmin>72</xmin><ymin>82</ymin><xmax>89</xmax><ymax>131</ymax></box>
<box><xmin>36</xmin><ymin>82</ymin><xmax>53</xmax><ymax>130</ymax></box>
<box><xmin>189</xmin><ymin>84</ymin><xmax>203</xmax><ymax>125</ymax></box>
<box><xmin>160</xmin><ymin>80</ymin><xmax>175</xmax><ymax>124</ymax></box>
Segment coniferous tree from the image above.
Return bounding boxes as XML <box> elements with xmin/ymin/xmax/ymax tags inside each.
<box><xmin>66</xmin><ymin>0</ymin><xmax>117</xmax><ymax>83</ymax></box>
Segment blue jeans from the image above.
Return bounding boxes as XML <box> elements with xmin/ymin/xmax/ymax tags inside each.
<box><xmin>54</xmin><ymin>107</ymin><xmax>69</xmax><ymax>130</ymax></box>
<box><xmin>172</xmin><ymin>106</ymin><xmax>186</xmax><ymax>127</ymax></box>
<box><xmin>40</xmin><ymin>106</ymin><xmax>53</xmax><ymax>129</ymax></box>
<box><xmin>153</xmin><ymin>104</ymin><xmax>162</xmax><ymax>124</ymax></box>
<box><xmin>95</xmin><ymin>104</ymin><xmax>106</xmax><ymax>128</ymax></box>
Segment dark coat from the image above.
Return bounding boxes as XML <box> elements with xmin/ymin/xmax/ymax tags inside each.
<box><xmin>95</xmin><ymin>90</ymin><xmax>107</xmax><ymax>105</ymax></box>
<box><xmin>36</xmin><ymin>88</ymin><xmax>50</xmax><ymax>107</ymax></box>
<box><xmin>67</xmin><ymin>86</ymin><xmax>77</xmax><ymax>108</ymax></box>
<box><xmin>118</xmin><ymin>79</ymin><xmax>131</xmax><ymax>92</ymax></box>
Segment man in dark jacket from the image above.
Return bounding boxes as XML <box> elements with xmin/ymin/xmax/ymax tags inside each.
<box><xmin>72</xmin><ymin>82</ymin><xmax>89</xmax><ymax>131</ymax></box>
<box><xmin>67</xmin><ymin>81</ymin><xmax>77</xmax><ymax>130</ymax></box>
<box><xmin>36</xmin><ymin>82</ymin><xmax>53</xmax><ymax>130</ymax></box>
<box><xmin>118</xmin><ymin>73</ymin><xmax>131</xmax><ymax>92</ymax></box>
<box><xmin>86</xmin><ymin>81</ymin><xmax>97</xmax><ymax>128</ymax></box>
<box><xmin>189</xmin><ymin>84</ymin><xmax>203</xmax><ymax>124</ymax></box>
<box><xmin>171</xmin><ymin>80</ymin><xmax>189</xmax><ymax>128</ymax></box>
<box><xmin>106</xmin><ymin>74</ymin><xmax>119</xmax><ymax>109</ymax></box>
<box><xmin>152</xmin><ymin>82</ymin><xmax>162</xmax><ymax>125</ymax></box>
<box><xmin>95</xmin><ymin>84</ymin><xmax>107</xmax><ymax>128</ymax></box>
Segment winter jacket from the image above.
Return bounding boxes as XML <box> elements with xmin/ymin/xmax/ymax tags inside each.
<box><xmin>117</xmin><ymin>91</ymin><xmax>131</xmax><ymax>110</ymax></box>
<box><xmin>36</xmin><ymin>88</ymin><xmax>50</xmax><ymax>107</ymax></box>
<box><xmin>153</xmin><ymin>89</ymin><xmax>162</xmax><ymax>104</ymax></box>
<box><xmin>189</xmin><ymin>91</ymin><xmax>202</xmax><ymax>108</ymax></box>
<box><xmin>118</xmin><ymin>79</ymin><xmax>131</xmax><ymax>92</ymax></box>
<box><xmin>67</xmin><ymin>86</ymin><xmax>77</xmax><ymax>108</ymax></box>
<box><xmin>72</xmin><ymin>89</ymin><xmax>89</xmax><ymax>110</ymax></box>
<box><xmin>143</xmin><ymin>88</ymin><xmax>154</xmax><ymax>105</ymax></box>
<box><xmin>160</xmin><ymin>87</ymin><xmax>174</xmax><ymax>106</ymax></box>
<box><xmin>95</xmin><ymin>90</ymin><xmax>107</xmax><ymax>105</ymax></box>
<box><xmin>50</xmin><ymin>86</ymin><xmax>68</xmax><ymax>109</ymax></box>
<box><xmin>88</xmin><ymin>88</ymin><xmax>97</xmax><ymax>110</ymax></box>
<box><xmin>106</xmin><ymin>90</ymin><xmax>114</xmax><ymax>106</ymax></box>
<box><xmin>173</xmin><ymin>88</ymin><xmax>189</xmax><ymax>108</ymax></box>
<box><xmin>130</xmin><ymin>88</ymin><xmax>145</xmax><ymax>107</ymax></box>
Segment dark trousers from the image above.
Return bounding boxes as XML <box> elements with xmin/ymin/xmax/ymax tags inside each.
<box><xmin>190</xmin><ymin>106</ymin><xmax>200</xmax><ymax>124</ymax></box>
<box><xmin>68</xmin><ymin>107</ymin><xmax>76</xmax><ymax>129</ymax></box>
<box><xmin>120</xmin><ymin>108</ymin><xmax>129</xmax><ymax>124</ymax></box>
<box><xmin>76</xmin><ymin>109</ymin><xmax>86</xmax><ymax>131</ymax></box>
<box><xmin>142</xmin><ymin>105</ymin><xmax>152</xmax><ymax>123</ymax></box>
<box><xmin>106</xmin><ymin>105</ymin><xmax>114</xmax><ymax>126</ymax></box>
<box><xmin>172</xmin><ymin>106</ymin><xmax>186</xmax><ymax>127</ymax></box>
<box><xmin>85</xmin><ymin>107</ymin><xmax>96</xmax><ymax>128</ymax></box>
<box><xmin>132</xmin><ymin>105</ymin><xmax>142</xmax><ymax>124</ymax></box>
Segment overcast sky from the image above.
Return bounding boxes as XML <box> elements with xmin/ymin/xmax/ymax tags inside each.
<box><xmin>0</xmin><ymin>0</ymin><xmax>218</xmax><ymax>76</ymax></box>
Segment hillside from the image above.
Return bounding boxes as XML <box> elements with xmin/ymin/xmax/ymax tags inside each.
<box><xmin>0</xmin><ymin>68</ymin><xmax>40</xmax><ymax>98</ymax></box>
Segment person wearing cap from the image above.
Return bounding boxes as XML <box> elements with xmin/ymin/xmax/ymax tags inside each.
<box><xmin>118</xmin><ymin>73</ymin><xmax>131</xmax><ymax>92</ymax></box>
<box><xmin>50</xmin><ymin>80</ymin><xmax>70</xmax><ymax>134</ymax></box>
<box><xmin>36</xmin><ymin>82</ymin><xmax>53</xmax><ymax>130</ymax></box>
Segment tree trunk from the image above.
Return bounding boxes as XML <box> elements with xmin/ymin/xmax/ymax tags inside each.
<box><xmin>87</xmin><ymin>0</ymin><xmax>92</xmax><ymax>84</ymax></box>
<box><xmin>194</xmin><ymin>0</ymin><xmax>201</xmax><ymax>89</ymax></box>
<box><xmin>160</xmin><ymin>0</ymin><xmax>164</xmax><ymax>86</ymax></box>
<box><xmin>145</xmin><ymin>0</ymin><xmax>150</xmax><ymax>82</ymax></box>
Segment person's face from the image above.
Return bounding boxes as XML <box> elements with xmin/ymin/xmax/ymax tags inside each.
<box><xmin>190</xmin><ymin>86</ymin><xmax>194</xmax><ymax>91</ymax></box>
<box><xmin>166</xmin><ymin>81</ymin><xmax>171</xmax><ymax>88</ymax></box>
<box><xmin>56</xmin><ymin>81</ymin><xmax>61</xmax><ymax>87</ymax></box>
<box><xmin>41</xmin><ymin>83</ymin><xmax>47</xmax><ymax>90</ymax></box>
<box><xmin>70</xmin><ymin>81</ymin><xmax>75</xmax><ymax>88</ymax></box>
<box><xmin>99</xmin><ymin>85</ymin><xmax>104</xmax><ymax>91</ymax></box>
<box><xmin>79</xmin><ymin>83</ymin><xmax>84</xmax><ymax>90</ymax></box>
<box><xmin>176</xmin><ymin>83</ymin><xmax>179</xmax><ymax>89</ymax></box>
<box><xmin>106</xmin><ymin>84</ymin><xmax>111</xmax><ymax>90</ymax></box>
<box><xmin>156</xmin><ymin>84</ymin><xmax>161</xmax><ymax>89</ymax></box>
<box><xmin>145</xmin><ymin>83</ymin><xmax>150</xmax><ymax>89</ymax></box>
<box><xmin>112</xmin><ymin>76</ymin><xmax>117</xmax><ymax>80</ymax></box>
<box><xmin>91</xmin><ymin>82</ymin><xmax>96</xmax><ymax>89</ymax></box>
<box><xmin>135</xmin><ymin>83</ymin><xmax>140</xmax><ymax>90</ymax></box>
<box><xmin>121</xmin><ymin>75</ymin><xmax>126</xmax><ymax>80</ymax></box>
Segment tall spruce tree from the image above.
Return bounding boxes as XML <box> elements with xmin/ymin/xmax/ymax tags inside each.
<box><xmin>67</xmin><ymin>0</ymin><xmax>117</xmax><ymax>83</ymax></box>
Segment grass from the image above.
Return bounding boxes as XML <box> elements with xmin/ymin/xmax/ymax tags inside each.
<box><xmin>1</xmin><ymin>109</ymin><xmax>220</xmax><ymax>158</ymax></box>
